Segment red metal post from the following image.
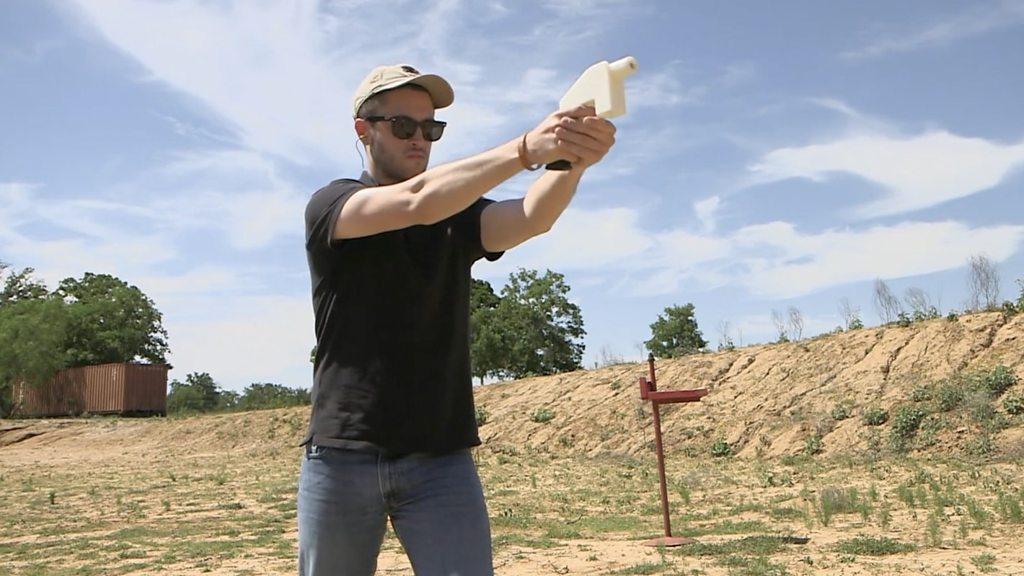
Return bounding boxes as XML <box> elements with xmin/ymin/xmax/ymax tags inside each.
<box><xmin>639</xmin><ymin>353</ymin><xmax>707</xmax><ymax>548</ymax></box>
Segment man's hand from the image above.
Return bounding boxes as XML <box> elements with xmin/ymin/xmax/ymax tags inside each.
<box><xmin>522</xmin><ymin>105</ymin><xmax>617</xmax><ymax>170</ymax></box>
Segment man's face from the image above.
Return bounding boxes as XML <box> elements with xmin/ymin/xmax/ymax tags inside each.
<box><xmin>361</xmin><ymin>87</ymin><xmax>436</xmax><ymax>184</ymax></box>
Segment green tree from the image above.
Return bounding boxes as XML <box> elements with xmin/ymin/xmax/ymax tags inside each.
<box><xmin>469</xmin><ymin>279</ymin><xmax>504</xmax><ymax>385</ymax></box>
<box><xmin>237</xmin><ymin>382</ymin><xmax>310</xmax><ymax>410</ymax></box>
<box><xmin>166</xmin><ymin>372</ymin><xmax>221</xmax><ymax>413</ymax></box>
<box><xmin>489</xmin><ymin>269</ymin><xmax>585</xmax><ymax>380</ymax></box>
<box><xmin>0</xmin><ymin>262</ymin><xmax>49</xmax><ymax>306</ymax></box>
<box><xmin>645</xmin><ymin>303</ymin><xmax>707</xmax><ymax>358</ymax></box>
<box><xmin>0</xmin><ymin>299</ymin><xmax>70</xmax><ymax>416</ymax></box>
<box><xmin>55</xmin><ymin>273</ymin><xmax>169</xmax><ymax>366</ymax></box>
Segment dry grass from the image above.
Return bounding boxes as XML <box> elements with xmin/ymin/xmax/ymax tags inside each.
<box><xmin>2</xmin><ymin>410</ymin><xmax>1023</xmax><ymax>575</ymax></box>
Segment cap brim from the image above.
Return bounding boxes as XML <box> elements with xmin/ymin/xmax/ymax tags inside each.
<box><xmin>376</xmin><ymin>74</ymin><xmax>454</xmax><ymax>110</ymax></box>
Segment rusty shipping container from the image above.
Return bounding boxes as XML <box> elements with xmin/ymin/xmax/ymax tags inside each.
<box><xmin>11</xmin><ymin>363</ymin><xmax>168</xmax><ymax>417</ymax></box>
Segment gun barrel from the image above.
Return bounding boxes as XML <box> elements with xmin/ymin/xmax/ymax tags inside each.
<box><xmin>608</xmin><ymin>57</ymin><xmax>638</xmax><ymax>81</ymax></box>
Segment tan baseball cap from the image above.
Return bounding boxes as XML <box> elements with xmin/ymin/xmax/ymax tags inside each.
<box><xmin>351</xmin><ymin>64</ymin><xmax>454</xmax><ymax>118</ymax></box>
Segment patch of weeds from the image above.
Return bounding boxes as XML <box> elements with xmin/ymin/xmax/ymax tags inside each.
<box><xmin>803</xmin><ymin>435</ymin><xmax>823</xmax><ymax>456</ymax></box>
<box><xmin>609</xmin><ymin>560</ymin><xmax>674</xmax><ymax>574</ymax></box>
<box><xmin>675</xmin><ymin>482</ymin><xmax>691</xmax><ymax>505</ymax></box>
<box><xmin>926</xmin><ymin>507</ymin><xmax>943</xmax><ymax>547</ymax></box>
<box><xmin>935</xmin><ymin>381</ymin><xmax>965</xmax><ymax>411</ymax></box>
<box><xmin>1003</xmin><ymin>393</ymin><xmax>1024</xmax><ymax>415</ymax></box>
<box><xmin>877</xmin><ymin>502</ymin><xmax>892</xmax><ymax>529</ymax></box>
<box><xmin>835</xmin><ymin>536</ymin><xmax>915</xmax><ymax>556</ymax></box>
<box><xmin>862</xmin><ymin>407</ymin><xmax>888</xmax><ymax>426</ymax></box>
<box><xmin>995</xmin><ymin>491</ymin><xmax>1024</xmax><ymax>523</ymax></box>
<box><xmin>679</xmin><ymin>520</ymin><xmax>768</xmax><ymax>537</ymax></box>
<box><xmin>981</xmin><ymin>365</ymin><xmax>1017</xmax><ymax>396</ymax></box>
<box><xmin>971</xmin><ymin>552</ymin><xmax>997</xmax><ymax>573</ymax></box>
<box><xmin>917</xmin><ymin>414</ymin><xmax>943</xmax><ymax>448</ymax></box>
<box><xmin>966</xmin><ymin>391</ymin><xmax>1007</xmax><ymax>431</ymax></box>
<box><xmin>816</xmin><ymin>487</ymin><xmax>870</xmax><ymax>527</ymax></box>
<box><xmin>710</xmin><ymin>438</ymin><xmax>732</xmax><ymax>458</ymax></box>
<box><xmin>717</xmin><ymin>554</ymin><xmax>789</xmax><ymax>576</ymax></box>
<box><xmin>767</xmin><ymin>507</ymin><xmax>804</xmax><ymax>521</ymax></box>
<box><xmin>966</xmin><ymin>433</ymin><xmax>994</xmax><ymax>457</ymax></box>
<box><xmin>491</xmin><ymin>534</ymin><xmax>558</xmax><ymax>550</ymax></box>
<box><xmin>889</xmin><ymin>405</ymin><xmax>927</xmax><ymax>451</ymax></box>
<box><xmin>755</xmin><ymin>466</ymin><xmax>792</xmax><ymax>488</ymax></box>
<box><xmin>910</xmin><ymin>384</ymin><xmax>932</xmax><ymax>402</ymax></box>
<box><xmin>474</xmin><ymin>407</ymin><xmax>489</xmax><ymax>426</ymax></box>
<box><xmin>965</xmin><ymin>497</ymin><xmax>990</xmax><ymax>528</ymax></box>
<box><xmin>529</xmin><ymin>407</ymin><xmax>554</xmax><ymax>424</ymax></box>
<box><xmin>830</xmin><ymin>401</ymin><xmax>853</xmax><ymax>420</ymax></box>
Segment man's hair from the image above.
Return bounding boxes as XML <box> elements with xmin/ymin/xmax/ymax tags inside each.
<box><xmin>356</xmin><ymin>84</ymin><xmax>431</xmax><ymax>119</ymax></box>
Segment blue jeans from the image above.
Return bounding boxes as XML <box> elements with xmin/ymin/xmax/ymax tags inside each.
<box><xmin>297</xmin><ymin>445</ymin><xmax>493</xmax><ymax>575</ymax></box>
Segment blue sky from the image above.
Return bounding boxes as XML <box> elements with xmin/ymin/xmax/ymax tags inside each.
<box><xmin>2</xmin><ymin>0</ymin><xmax>1023</xmax><ymax>391</ymax></box>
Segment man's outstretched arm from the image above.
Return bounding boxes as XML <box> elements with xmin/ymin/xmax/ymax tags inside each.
<box><xmin>481</xmin><ymin>115</ymin><xmax>616</xmax><ymax>253</ymax></box>
<box><xmin>333</xmin><ymin>107</ymin><xmax>592</xmax><ymax>241</ymax></box>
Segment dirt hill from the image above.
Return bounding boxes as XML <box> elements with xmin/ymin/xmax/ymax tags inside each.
<box><xmin>473</xmin><ymin>311</ymin><xmax>1024</xmax><ymax>459</ymax></box>
<box><xmin>3</xmin><ymin>311</ymin><xmax>1024</xmax><ymax>576</ymax></box>
<box><xmin>2</xmin><ymin>312</ymin><xmax>1021</xmax><ymax>461</ymax></box>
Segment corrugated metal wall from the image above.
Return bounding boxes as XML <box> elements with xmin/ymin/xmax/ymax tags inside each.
<box><xmin>11</xmin><ymin>363</ymin><xmax>168</xmax><ymax>417</ymax></box>
<box><xmin>123</xmin><ymin>364</ymin><xmax>169</xmax><ymax>413</ymax></box>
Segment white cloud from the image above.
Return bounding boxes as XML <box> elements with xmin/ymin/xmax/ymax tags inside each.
<box><xmin>842</xmin><ymin>1</ymin><xmax>1024</xmax><ymax>60</ymax></box>
<box><xmin>146</xmin><ymin>149</ymin><xmax>308</xmax><ymax>250</ymax></box>
<box><xmin>166</xmin><ymin>294</ymin><xmax>314</xmax><ymax>390</ymax></box>
<box><xmin>629</xmin><ymin>61</ymin><xmax>754</xmax><ymax>112</ymax></box>
<box><xmin>694</xmin><ymin>196</ymin><xmax>720</xmax><ymax>233</ymax></box>
<box><xmin>70</xmin><ymin>0</ymin><xmax>358</xmax><ymax>164</ymax></box>
<box><xmin>0</xmin><ymin>182</ymin><xmax>37</xmax><ymax>236</ymax></box>
<box><xmin>730</xmin><ymin>221</ymin><xmax>1024</xmax><ymax>298</ymax></box>
<box><xmin>749</xmin><ymin>129</ymin><xmax>1024</xmax><ymax>218</ymax></box>
<box><xmin>480</xmin><ymin>203</ymin><xmax>1024</xmax><ymax>300</ymax></box>
<box><xmin>477</xmin><ymin>206</ymin><xmax>654</xmax><ymax>279</ymax></box>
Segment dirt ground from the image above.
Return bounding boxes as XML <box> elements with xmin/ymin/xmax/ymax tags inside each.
<box><xmin>2</xmin><ymin>409</ymin><xmax>1023</xmax><ymax>575</ymax></box>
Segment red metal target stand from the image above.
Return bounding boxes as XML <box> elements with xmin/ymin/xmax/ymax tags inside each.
<box><xmin>637</xmin><ymin>353</ymin><xmax>709</xmax><ymax>547</ymax></box>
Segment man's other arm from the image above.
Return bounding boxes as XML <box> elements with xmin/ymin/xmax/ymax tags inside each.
<box><xmin>480</xmin><ymin>115</ymin><xmax>616</xmax><ymax>253</ymax></box>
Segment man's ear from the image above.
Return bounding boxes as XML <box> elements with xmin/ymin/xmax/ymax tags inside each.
<box><xmin>354</xmin><ymin>118</ymin><xmax>369</xmax><ymax>144</ymax></box>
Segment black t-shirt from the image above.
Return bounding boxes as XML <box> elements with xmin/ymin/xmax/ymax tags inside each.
<box><xmin>303</xmin><ymin>171</ymin><xmax>504</xmax><ymax>455</ymax></box>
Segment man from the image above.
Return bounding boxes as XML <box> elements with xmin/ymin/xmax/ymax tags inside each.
<box><xmin>299</xmin><ymin>64</ymin><xmax>616</xmax><ymax>575</ymax></box>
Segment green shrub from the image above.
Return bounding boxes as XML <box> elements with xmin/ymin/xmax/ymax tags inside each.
<box><xmin>835</xmin><ymin>536</ymin><xmax>915</xmax><ymax>556</ymax></box>
<box><xmin>910</xmin><ymin>384</ymin><xmax>932</xmax><ymax>402</ymax></box>
<box><xmin>862</xmin><ymin>407</ymin><xmax>889</xmax><ymax>426</ymax></box>
<box><xmin>981</xmin><ymin>366</ymin><xmax>1017</xmax><ymax>396</ymax></box>
<box><xmin>889</xmin><ymin>405</ymin><xmax>927</xmax><ymax>451</ymax></box>
<box><xmin>896</xmin><ymin>312</ymin><xmax>912</xmax><ymax>327</ymax></box>
<box><xmin>891</xmin><ymin>406</ymin><xmax>927</xmax><ymax>438</ymax></box>
<box><xmin>817</xmin><ymin>487</ymin><xmax>869</xmax><ymax>526</ymax></box>
<box><xmin>971</xmin><ymin>552</ymin><xmax>997</xmax><ymax>573</ymax></box>
<box><xmin>710</xmin><ymin>438</ymin><xmax>732</xmax><ymax>457</ymax></box>
<box><xmin>1003</xmin><ymin>393</ymin><xmax>1024</xmax><ymax>415</ymax></box>
<box><xmin>529</xmin><ymin>407</ymin><xmax>554</xmax><ymax>424</ymax></box>
<box><xmin>830</xmin><ymin>402</ymin><xmax>852</xmax><ymax>420</ymax></box>
<box><xmin>935</xmin><ymin>382</ymin><xmax>965</xmax><ymax>411</ymax></box>
<box><xmin>475</xmin><ymin>406</ymin><xmax>489</xmax><ymax>426</ymax></box>
<box><xmin>804</xmin><ymin>435</ymin><xmax>823</xmax><ymax>455</ymax></box>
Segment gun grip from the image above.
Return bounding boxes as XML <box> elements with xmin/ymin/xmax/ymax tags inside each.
<box><xmin>545</xmin><ymin>160</ymin><xmax>572</xmax><ymax>171</ymax></box>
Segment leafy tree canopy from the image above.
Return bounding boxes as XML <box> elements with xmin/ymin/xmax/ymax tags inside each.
<box><xmin>645</xmin><ymin>303</ymin><xmax>707</xmax><ymax>358</ymax></box>
<box><xmin>55</xmin><ymin>273</ymin><xmax>169</xmax><ymax>366</ymax></box>
<box><xmin>470</xmin><ymin>269</ymin><xmax>585</xmax><ymax>382</ymax></box>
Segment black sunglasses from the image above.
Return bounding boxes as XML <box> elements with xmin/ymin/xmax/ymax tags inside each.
<box><xmin>363</xmin><ymin>115</ymin><xmax>447</xmax><ymax>142</ymax></box>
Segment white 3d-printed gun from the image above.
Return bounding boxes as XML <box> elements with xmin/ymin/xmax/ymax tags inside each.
<box><xmin>547</xmin><ymin>56</ymin><xmax>638</xmax><ymax>170</ymax></box>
